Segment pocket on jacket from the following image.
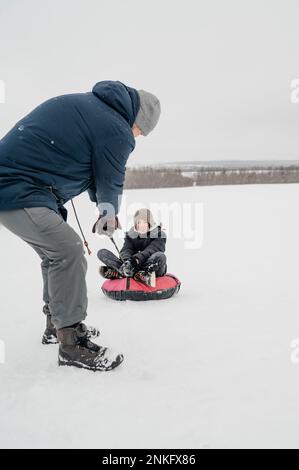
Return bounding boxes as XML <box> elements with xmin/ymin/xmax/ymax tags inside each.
<box><xmin>23</xmin><ymin>207</ymin><xmax>64</xmax><ymax>231</ymax></box>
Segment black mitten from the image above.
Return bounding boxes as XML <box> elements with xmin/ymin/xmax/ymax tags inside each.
<box><xmin>120</xmin><ymin>259</ymin><xmax>135</xmax><ymax>277</ymax></box>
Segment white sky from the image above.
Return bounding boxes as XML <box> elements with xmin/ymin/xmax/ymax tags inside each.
<box><xmin>0</xmin><ymin>0</ymin><xmax>299</xmax><ymax>165</ymax></box>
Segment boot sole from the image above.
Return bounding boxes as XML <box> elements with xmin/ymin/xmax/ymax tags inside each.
<box><xmin>58</xmin><ymin>354</ymin><xmax>124</xmax><ymax>372</ymax></box>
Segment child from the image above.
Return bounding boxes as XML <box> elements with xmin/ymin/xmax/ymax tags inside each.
<box><xmin>98</xmin><ymin>208</ymin><xmax>167</xmax><ymax>285</ymax></box>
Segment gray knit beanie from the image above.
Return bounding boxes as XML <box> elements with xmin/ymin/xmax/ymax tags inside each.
<box><xmin>134</xmin><ymin>208</ymin><xmax>156</xmax><ymax>229</ymax></box>
<box><xmin>134</xmin><ymin>90</ymin><xmax>161</xmax><ymax>136</ymax></box>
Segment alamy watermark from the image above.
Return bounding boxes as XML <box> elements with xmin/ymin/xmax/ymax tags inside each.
<box><xmin>96</xmin><ymin>195</ymin><xmax>204</xmax><ymax>250</ymax></box>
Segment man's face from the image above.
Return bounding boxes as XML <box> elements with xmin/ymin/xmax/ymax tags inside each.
<box><xmin>136</xmin><ymin>219</ymin><xmax>149</xmax><ymax>233</ymax></box>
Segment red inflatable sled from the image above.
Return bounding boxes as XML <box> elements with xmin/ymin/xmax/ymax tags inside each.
<box><xmin>101</xmin><ymin>273</ymin><xmax>181</xmax><ymax>301</ymax></box>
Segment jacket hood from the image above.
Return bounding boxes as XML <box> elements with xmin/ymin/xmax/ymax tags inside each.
<box><xmin>92</xmin><ymin>80</ymin><xmax>140</xmax><ymax>127</ymax></box>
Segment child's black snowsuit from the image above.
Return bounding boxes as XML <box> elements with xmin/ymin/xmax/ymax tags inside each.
<box><xmin>98</xmin><ymin>224</ymin><xmax>167</xmax><ymax>277</ymax></box>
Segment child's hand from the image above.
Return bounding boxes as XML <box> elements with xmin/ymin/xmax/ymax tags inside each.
<box><xmin>120</xmin><ymin>259</ymin><xmax>135</xmax><ymax>277</ymax></box>
<box><xmin>132</xmin><ymin>254</ymin><xmax>142</xmax><ymax>266</ymax></box>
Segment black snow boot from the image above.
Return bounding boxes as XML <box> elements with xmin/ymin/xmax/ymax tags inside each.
<box><xmin>57</xmin><ymin>323</ymin><xmax>124</xmax><ymax>372</ymax></box>
<box><xmin>99</xmin><ymin>266</ymin><xmax>124</xmax><ymax>279</ymax></box>
<box><xmin>42</xmin><ymin>311</ymin><xmax>100</xmax><ymax>345</ymax></box>
<box><xmin>134</xmin><ymin>270</ymin><xmax>156</xmax><ymax>287</ymax></box>
<box><xmin>42</xmin><ymin>314</ymin><xmax>59</xmax><ymax>345</ymax></box>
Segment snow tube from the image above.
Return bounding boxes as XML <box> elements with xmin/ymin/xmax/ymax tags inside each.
<box><xmin>101</xmin><ymin>273</ymin><xmax>181</xmax><ymax>301</ymax></box>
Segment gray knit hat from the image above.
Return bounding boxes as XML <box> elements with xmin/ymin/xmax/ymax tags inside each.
<box><xmin>134</xmin><ymin>208</ymin><xmax>156</xmax><ymax>229</ymax></box>
<box><xmin>134</xmin><ymin>90</ymin><xmax>161</xmax><ymax>136</ymax></box>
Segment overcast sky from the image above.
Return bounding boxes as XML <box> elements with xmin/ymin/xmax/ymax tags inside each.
<box><xmin>0</xmin><ymin>0</ymin><xmax>299</xmax><ymax>165</ymax></box>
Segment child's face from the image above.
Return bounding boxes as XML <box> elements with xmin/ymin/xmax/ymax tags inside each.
<box><xmin>136</xmin><ymin>219</ymin><xmax>149</xmax><ymax>233</ymax></box>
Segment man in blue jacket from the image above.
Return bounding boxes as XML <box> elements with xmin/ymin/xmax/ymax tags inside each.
<box><xmin>0</xmin><ymin>80</ymin><xmax>161</xmax><ymax>372</ymax></box>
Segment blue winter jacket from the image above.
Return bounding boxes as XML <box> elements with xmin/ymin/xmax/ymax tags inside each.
<box><xmin>0</xmin><ymin>80</ymin><xmax>140</xmax><ymax>217</ymax></box>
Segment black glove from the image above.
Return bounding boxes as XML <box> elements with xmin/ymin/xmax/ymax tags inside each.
<box><xmin>120</xmin><ymin>259</ymin><xmax>135</xmax><ymax>277</ymax></box>
<box><xmin>132</xmin><ymin>253</ymin><xmax>142</xmax><ymax>267</ymax></box>
<box><xmin>92</xmin><ymin>215</ymin><xmax>121</xmax><ymax>237</ymax></box>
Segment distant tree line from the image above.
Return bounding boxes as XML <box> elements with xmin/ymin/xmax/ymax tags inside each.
<box><xmin>124</xmin><ymin>165</ymin><xmax>299</xmax><ymax>189</ymax></box>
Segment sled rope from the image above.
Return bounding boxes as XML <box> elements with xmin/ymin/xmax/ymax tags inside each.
<box><xmin>71</xmin><ymin>199</ymin><xmax>92</xmax><ymax>256</ymax></box>
<box><xmin>110</xmin><ymin>235</ymin><xmax>121</xmax><ymax>258</ymax></box>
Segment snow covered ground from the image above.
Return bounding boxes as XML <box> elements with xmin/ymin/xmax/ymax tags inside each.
<box><xmin>1</xmin><ymin>183</ymin><xmax>299</xmax><ymax>449</ymax></box>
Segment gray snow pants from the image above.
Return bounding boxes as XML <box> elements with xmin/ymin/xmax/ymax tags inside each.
<box><xmin>0</xmin><ymin>206</ymin><xmax>87</xmax><ymax>329</ymax></box>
